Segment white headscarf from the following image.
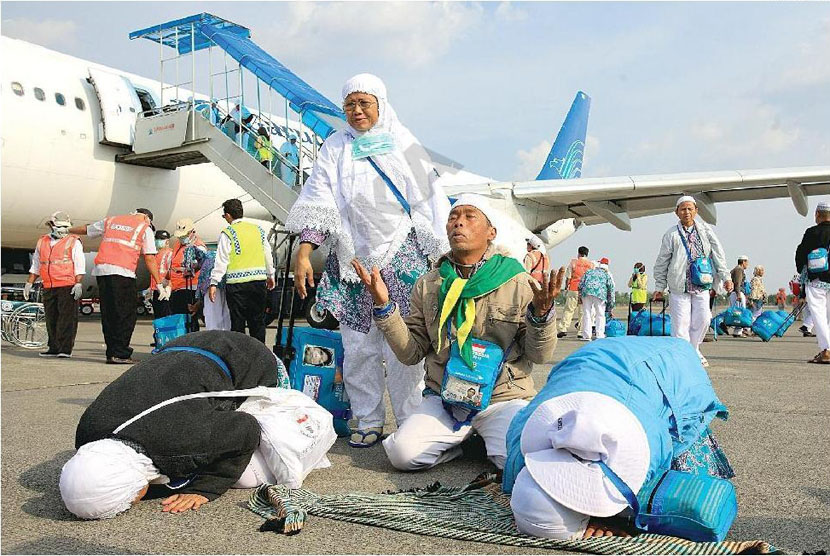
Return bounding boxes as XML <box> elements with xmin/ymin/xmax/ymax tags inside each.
<box><xmin>286</xmin><ymin>73</ymin><xmax>450</xmax><ymax>282</ymax></box>
<box><xmin>59</xmin><ymin>439</ymin><xmax>160</xmax><ymax>520</ymax></box>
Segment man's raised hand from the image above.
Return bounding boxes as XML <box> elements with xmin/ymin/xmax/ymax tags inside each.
<box><xmin>351</xmin><ymin>259</ymin><xmax>389</xmax><ymax>306</ymax></box>
<box><xmin>530</xmin><ymin>266</ymin><xmax>566</xmax><ymax>317</ymax></box>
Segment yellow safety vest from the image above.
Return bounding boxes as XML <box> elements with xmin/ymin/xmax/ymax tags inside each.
<box><xmin>221</xmin><ymin>221</ymin><xmax>268</xmax><ymax>284</ymax></box>
<box><xmin>256</xmin><ymin>136</ymin><xmax>273</xmax><ymax>162</ymax></box>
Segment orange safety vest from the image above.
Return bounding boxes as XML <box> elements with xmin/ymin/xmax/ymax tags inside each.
<box><xmin>169</xmin><ymin>238</ymin><xmax>206</xmax><ymax>291</ymax></box>
<box><xmin>93</xmin><ymin>214</ymin><xmax>150</xmax><ymax>272</ymax></box>
<box><xmin>150</xmin><ymin>247</ymin><xmax>173</xmax><ymax>290</ymax></box>
<box><xmin>37</xmin><ymin>234</ymin><xmax>80</xmax><ymax>289</ymax></box>
<box><xmin>567</xmin><ymin>257</ymin><xmax>594</xmax><ymax>291</ymax></box>
<box><xmin>526</xmin><ymin>250</ymin><xmax>551</xmax><ymax>283</ymax></box>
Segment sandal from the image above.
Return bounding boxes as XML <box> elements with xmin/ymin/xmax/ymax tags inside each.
<box><xmin>348</xmin><ymin>427</ymin><xmax>383</xmax><ymax>448</ymax></box>
<box><xmin>807</xmin><ymin>352</ymin><xmax>830</xmax><ymax>364</ymax></box>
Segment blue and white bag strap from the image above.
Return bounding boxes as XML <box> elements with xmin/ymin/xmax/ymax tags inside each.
<box><xmin>367</xmin><ymin>156</ymin><xmax>411</xmax><ymax>217</ymax></box>
<box><xmin>584</xmin><ymin>456</ymin><xmax>644</xmax><ymax>529</ymax></box>
<box><xmin>677</xmin><ymin>224</ymin><xmax>695</xmax><ymax>261</ymax></box>
<box><xmin>156</xmin><ymin>346</ymin><xmax>232</xmax><ymax>381</ymax></box>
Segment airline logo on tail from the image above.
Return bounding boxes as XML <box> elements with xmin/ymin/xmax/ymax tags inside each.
<box><xmin>536</xmin><ymin>91</ymin><xmax>591</xmax><ymax>181</ymax></box>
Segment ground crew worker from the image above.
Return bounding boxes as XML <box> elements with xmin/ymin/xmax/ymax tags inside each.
<box><xmin>149</xmin><ymin>230</ymin><xmax>173</xmax><ymax>319</ymax></box>
<box><xmin>208</xmin><ymin>199</ymin><xmax>275</xmax><ymax>343</ymax></box>
<box><xmin>70</xmin><ymin>209</ymin><xmax>168</xmax><ymax>364</ymax></box>
<box><xmin>169</xmin><ymin>218</ymin><xmax>208</xmax><ymax>332</ymax></box>
<box><xmin>557</xmin><ymin>246</ymin><xmax>594</xmax><ymax>339</ymax></box>
<box><xmin>24</xmin><ymin>211</ymin><xmax>85</xmax><ymax>358</ymax></box>
<box><xmin>524</xmin><ymin>235</ymin><xmax>550</xmax><ymax>285</ymax></box>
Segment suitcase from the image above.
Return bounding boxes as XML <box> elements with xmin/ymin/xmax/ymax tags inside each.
<box><xmin>629</xmin><ymin>298</ymin><xmax>671</xmax><ymax>337</ymax></box>
<box><xmin>272</xmin><ymin>232</ymin><xmax>352</xmax><ymax>437</ymax></box>
<box><xmin>752</xmin><ymin>304</ymin><xmax>804</xmax><ymax>342</ymax></box>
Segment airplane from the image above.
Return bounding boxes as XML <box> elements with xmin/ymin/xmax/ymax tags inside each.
<box><xmin>2</xmin><ymin>21</ymin><xmax>829</xmax><ymax>326</ymax></box>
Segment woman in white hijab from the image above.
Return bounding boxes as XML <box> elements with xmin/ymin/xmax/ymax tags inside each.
<box><xmin>286</xmin><ymin>73</ymin><xmax>451</xmax><ymax>448</ymax></box>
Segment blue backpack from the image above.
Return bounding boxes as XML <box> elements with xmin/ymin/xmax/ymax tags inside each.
<box><xmin>282</xmin><ymin>328</ymin><xmax>352</xmax><ymax>437</ymax></box>
<box><xmin>605</xmin><ymin>319</ymin><xmax>627</xmax><ymax>337</ymax></box>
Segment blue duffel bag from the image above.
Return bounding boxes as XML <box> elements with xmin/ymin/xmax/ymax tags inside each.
<box><xmin>152</xmin><ymin>313</ymin><xmax>188</xmax><ymax>351</ymax></box>
<box><xmin>638</xmin><ymin>313</ymin><xmax>672</xmax><ymax>336</ymax></box>
<box><xmin>722</xmin><ymin>306</ymin><xmax>753</xmax><ymax>328</ymax></box>
<box><xmin>281</xmin><ymin>328</ymin><xmax>352</xmax><ymax>437</ymax></box>
<box><xmin>605</xmin><ymin>319</ymin><xmax>627</xmax><ymax>337</ymax></box>
<box><xmin>751</xmin><ymin>310</ymin><xmax>786</xmax><ymax>342</ymax></box>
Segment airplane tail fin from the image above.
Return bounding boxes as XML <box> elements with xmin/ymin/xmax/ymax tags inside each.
<box><xmin>535</xmin><ymin>91</ymin><xmax>591</xmax><ymax>180</ymax></box>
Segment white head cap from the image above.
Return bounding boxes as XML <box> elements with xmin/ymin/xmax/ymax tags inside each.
<box><xmin>511</xmin><ymin>467</ymin><xmax>589</xmax><ymax>540</ymax></box>
<box><xmin>817</xmin><ymin>200</ymin><xmax>830</xmax><ymax>213</ymax></box>
<box><xmin>60</xmin><ymin>439</ymin><xmax>160</xmax><ymax>520</ymax></box>
<box><xmin>49</xmin><ymin>211</ymin><xmax>72</xmax><ymax>228</ymax></box>
<box><xmin>174</xmin><ymin>218</ymin><xmax>195</xmax><ymax>238</ymax></box>
<box><xmin>520</xmin><ymin>392</ymin><xmax>650</xmax><ymax>517</ymax></box>
<box><xmin>675</xmin><ymin>195</ymin><xmax>697</xmax><ymax>208</ymax></box>
<box><xmin>451</xmin><ymin>193</ymin><xmax>499</xmax><ymax>234</ymax></box>
<box><xmin>341</xmin><ymin>73</ymin><xmax>393</xmax><ymax>136</ymax></box>
<box><xmin>526</xmin><ymin>235</ymin><xmax>545</xmax><ymax>250</ymax></box>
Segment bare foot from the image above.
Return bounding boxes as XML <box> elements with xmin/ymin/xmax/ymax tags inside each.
<box><xmin>583</xmin><ymin>518</ymin><xmax>632</xmax><ymax>538</ymax></box>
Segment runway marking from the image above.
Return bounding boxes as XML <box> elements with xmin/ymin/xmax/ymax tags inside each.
<box><xmin>2</xmin><ymin>381</ymin><xmax>112</xmax><ymax>393</ymax></box>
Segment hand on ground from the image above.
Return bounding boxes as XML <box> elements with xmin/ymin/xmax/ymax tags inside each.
<box><xmin>161</xmin><ymin>493</ymin><xmax>208</xmax><ymax>513</ymax></box>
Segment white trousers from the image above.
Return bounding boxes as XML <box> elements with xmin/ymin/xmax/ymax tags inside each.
<box><xmin>670</xmin><ymin>291</ymin><xmax>711</xmax><ymax>355</ymax></box>
<box><xmin>340</xmin><ymin>321</ymin><xmax>425</xmax><ymax>430</ymax></box>
<box><xmin>805</xmin><ymin>284</ymin><xmax>830</xmax><ymax>351</ymax></box>
<box><xmin>729</xmin><ymin>291</ymin><xmax>747</xmax><ymax>308</ymax></box>
<box><xmin>203</xmin><ymin>288</ymin><xmax>231</xmax><ymax>331</ymax></box>
<box><xmin>803</xmin><ymin>304</ymin><xmax>814</xmax><ymax>331</ymax></box>
<box><xmin>383</xmin><ymin>395</ymin><xmax>528</xmax><ymax>471</ymax></box>
<box><xmin>580</xmin><ymin>295</ymin><xmax>605</xmax><ymax>340</ymax></box>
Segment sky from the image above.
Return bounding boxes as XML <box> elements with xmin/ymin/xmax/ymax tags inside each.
<box><xmin>2</xmin><ymin>1</ymin><xmax>829</xmax><ymax>292</ymax></box>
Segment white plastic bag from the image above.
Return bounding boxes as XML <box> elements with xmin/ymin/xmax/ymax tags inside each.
<box><xmin>238</xmin><ymin>388</ymin><xmax>337</xmax><ymax>489</ymax></box>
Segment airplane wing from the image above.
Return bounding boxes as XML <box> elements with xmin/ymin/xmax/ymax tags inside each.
<box><xmin>452</xmin><ymin>166</ymin><xmax>830</xmax><ymax>232</ymax></box>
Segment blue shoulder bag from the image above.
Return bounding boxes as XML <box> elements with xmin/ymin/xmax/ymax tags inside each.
<box><xmin>595</xmin><ymin>459</ymin><xmax>737</xmax><ymax>542</ymax></box>
<box><xmin>678</xmin><ymin>225</ymin><xmax>713</xmax><ymax>289</ymax></box>
<box><xmin>807</xmin><ymin>247</ymin><xmax>829</xmax><ymax>275</ymax></box>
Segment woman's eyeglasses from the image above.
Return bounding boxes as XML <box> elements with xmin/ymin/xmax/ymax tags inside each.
<box><xmin>343</xmin><ymin>100</ymin><xmax>376</xmax><ymax>112</ymax></box>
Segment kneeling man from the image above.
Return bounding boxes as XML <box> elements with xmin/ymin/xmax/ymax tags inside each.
<box><xmin>353</xmin><ymin>194</ymin><xmax>564</xmax><ymax>471</ymax></box>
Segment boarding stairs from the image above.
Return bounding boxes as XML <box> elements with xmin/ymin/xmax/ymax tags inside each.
<box><xmin>116</xmin><ymin>106</ymin><xmax>301</xmax><ymax>223</ymax></box>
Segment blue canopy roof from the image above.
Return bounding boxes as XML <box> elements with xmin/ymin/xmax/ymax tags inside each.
<box><xmin>130</xmin><ymin>13</ymin><xmax>345</xmax><ymax>138</ymax></box>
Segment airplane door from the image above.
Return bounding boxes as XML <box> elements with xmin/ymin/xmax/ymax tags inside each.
<box><xmin>88</xmin><ymin>67</ymin><xmax>142</xmax><ymax>147</ymax></box>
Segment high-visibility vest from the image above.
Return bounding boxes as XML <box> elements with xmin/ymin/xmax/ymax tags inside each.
<box><xmin>150</xmin><ymin>247</ymin><xmax>173</xmax><ymax>290</ymax></box>
<box><xmin>169</xmin><ymin>238</ymin><xmax>206</xmax><ymax>291</ymax></box>
<box><xmin>567</xmin><ymin>257</ymin><xmax>594</xmax><ymax>291</ymax></box>
<box><xmin>36</xmin><ymin>234</ymin><xmax>80</xmax><ymax>288</ymax></box>
<box><xmin>256</xmin><ymin>136</ymin><xmax>273</xmax><ymax>162</ymax></box>
<box><xmin>220</xmin><ymin>221</ymin><xmax>268</xmax><ymax>284</ymax></box>
<box><xmin>525</xmin><ymin>250</ymin><xmax>551</xmax><ymax>283</ymax></box>
<box><xmin>93</xmin><ymin>214</ymin><xmax>150</xmax><ymax>272</ymax></box>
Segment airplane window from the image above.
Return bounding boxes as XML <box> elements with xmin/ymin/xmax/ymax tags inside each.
<box><xmin>55</xmin><ymin>93</ymin><xmax>66</xmax><ymax>106</ymax></box>
<box><xmin>75</xmin><ymin>97</ymin><xmax>85</xmax><ymax>110</ymax></box>
<box><xmin>11</xmin><ymin>82</ymin><xmax>24</xmax><ymax>96</ymax></box>
<box><xmin>34</xmin><ymin>87</ymin><xmax>45</xmax><ymax>101</ymax></box>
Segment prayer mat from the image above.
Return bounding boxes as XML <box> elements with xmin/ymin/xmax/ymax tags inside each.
<box><xmin>247</xmin><ymin>474</ymin><xmax>781</xmax><ymax>555</ymax></box>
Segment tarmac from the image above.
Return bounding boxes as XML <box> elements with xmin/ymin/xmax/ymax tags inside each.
<box><xmin>1</xmin><ymin>310</ymin><xmax>829</xmax><ymax>555</ymax></box>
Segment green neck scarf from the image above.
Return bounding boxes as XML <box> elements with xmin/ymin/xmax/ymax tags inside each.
<box><xmin>437</xmin><ymin>254</ymin><xmax>526</xmax><ymax>368</ymax></box>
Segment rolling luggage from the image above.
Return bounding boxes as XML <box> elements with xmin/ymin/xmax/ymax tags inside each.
<box><xmin>751</xmin><ymin>304</ymin><xmax>804</xmax><ymax>342</ymax></box>
<box><xmin>722</xmin><ymin>306</ymin><xmax>753</xmax><ymax>328</ymax></box>
<box><xmin>629</xmin><ymin>298</ymin><xmax>671</xmax><ymax>337</ymax></box>
<box><xmin>273</xmin><ymin>232</ymin><xmax>352</xmax><ymax>437</ymax></box>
